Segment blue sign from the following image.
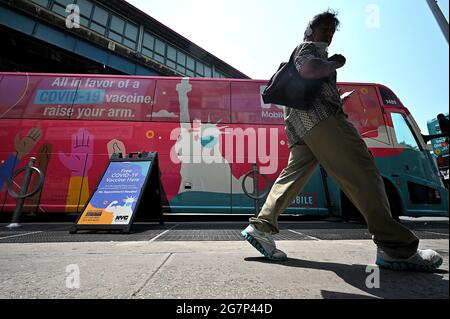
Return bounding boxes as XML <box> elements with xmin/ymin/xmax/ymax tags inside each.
<box><xmin>77</xmin><ymin>161</ymin><xmax>151</xmax><ymax>225</ymax></box>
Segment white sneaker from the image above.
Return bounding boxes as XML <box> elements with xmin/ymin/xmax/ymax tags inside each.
<box><xmin>241</xmin><ymin>224</ymin><xmax>287</xmax><ymax>261</ymax></box>
<box><xmin>376</xmin><ymin>248</ymin><xmax>443</xmax><ymax>272</ymax></box>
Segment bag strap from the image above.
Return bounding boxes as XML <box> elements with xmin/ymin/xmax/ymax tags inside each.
<box><xmin>288</xmin><ymin>44</ymin><xmax>302</xmax><ymax>67</ymax></box>
<box><xmin>288</xmin><ymin>47</ymin><xmax>298</xmax><ymax>64</ymax></box>
<box><xmin>289</xmin><ymin>44</ymin><xmax>331</xmax><ymax>83</ymax></box>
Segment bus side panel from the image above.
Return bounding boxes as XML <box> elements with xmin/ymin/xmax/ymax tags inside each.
<box><xmin>147</xmin><ymin>120</ymin><xmax>234</xmax><ymax>214</ymax></box>
<box><xmin>0</xmin><ymin>73</ymin><xmax>81</xmax><ymax>120</ymax></box>
<box><xmin>47</xmin><ymin>121</ymin><xmax>184</xmax><ymax>214</ymax></box>
<box><xmin>226</xmin><ymin>125</ymin><xmax>288</xmax><ymax>214</ymax></box>
<box><xmin>151</xmin><ymin>78</ymin><xmax>233</xmax><ymax>213</ymax></box>
<box><xmin>229</xmin><ymin>81</ymin><xmax>329</xmax><ymax>215</ymax></box>
<box><xmin>0</xmin><ymin>120</ymin><xmax>80</xmax><ymax>214</ymax></box>
<box><xmin>0</xmin><ymin>73</ymin><xmax>156</xmax><ymax>122</ymax></box>
<box><xmin>0</xmin><ymin>73</ymin><xmax>159</xmax><ymax>214</ymax></box>
<box><xmin>0</xmin><ymin>73</ymin><xmax>76</xmax><ymax>213</ymax></box>
<box><xmin>0</xmin><ymin>123</ymin><xmax>20</xmax><ymax>213</ymax></box>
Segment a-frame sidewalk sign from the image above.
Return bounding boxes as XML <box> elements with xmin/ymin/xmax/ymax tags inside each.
<box><xmin>70</xmin><ymin>152</ymin><xmax>163</xmax><ymax>234</ymax></box>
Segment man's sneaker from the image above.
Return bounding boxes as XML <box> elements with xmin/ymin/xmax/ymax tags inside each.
<box><xmin>241</xmin><ymin>224</ymin><xmax>287</xmax><ymax>261</ymax></box>
<box><xmin>376</xmin><ymin>248</ymin><xmax>443</xmax><ymax>272</ymax></box>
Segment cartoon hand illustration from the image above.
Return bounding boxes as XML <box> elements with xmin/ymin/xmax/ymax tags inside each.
<box><xmin>59</xmin><ymin>128</ymin><xmax>94</xmax><ymax>176</ymax></box>
<box><xmin>107</xmin><ymin>139</ymin><xmax>126</xmax><ymax>159</ymax></box>
<box><xmin>14</xmin><ymin>127</ymin><xmax>42</xmax><ymax>160</ymax></box>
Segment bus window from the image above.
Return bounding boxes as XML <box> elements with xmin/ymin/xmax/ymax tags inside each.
<box><xmin>152</xmin><ymin>78</ymin><xmax>230</xmax><ymax>124</ymax></box>
<box><xmin>339</xmin><ymin>85</ymin><xmax>388</xmax><ymax>144</ymax></box>
<box><xmin>378</xmin><ymin>85</ymin><xmax>400</xmax><ymax>106</ymax></box>
<box><xmin>0</xmin><ymin>74</ymin><xmax>79</xmax><ymax>120</ymax></box>
<box><xmin>391</xmin><ymin>113</ymin><xmax>421</xmax><ymax>151</ymax></box>
<box><xmin>231</xmin><ymin>81</ymin><xmax>284</xmax><ymax>125</ymax></box>
<box><xmin>0</xmin><ymin>74</ymin><xmax>28</xmax><ymax>119</ymax></box>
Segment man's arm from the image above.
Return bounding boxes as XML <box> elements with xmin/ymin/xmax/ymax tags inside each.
<box><xmin>299</xmin><ymin>54</ymin><xmax>346</xmax><ymax>79</ymax></box>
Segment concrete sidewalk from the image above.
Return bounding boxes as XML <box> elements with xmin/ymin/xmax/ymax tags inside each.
<box><xmin>0</xmin><ymin>239</ymin><xmax>448</xmax><ymax>299</ymax></box>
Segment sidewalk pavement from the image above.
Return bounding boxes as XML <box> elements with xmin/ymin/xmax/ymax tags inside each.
<box><xmin>0</xmin><ymin>239</ymin><xmax>448</xmax><ymax>299</ymax></box>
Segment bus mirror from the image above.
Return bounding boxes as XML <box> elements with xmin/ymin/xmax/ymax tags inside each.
<box><xmin>422</xmin><ymin>133</ymin><xmax>448</xmax><ymax>143</ymax></box>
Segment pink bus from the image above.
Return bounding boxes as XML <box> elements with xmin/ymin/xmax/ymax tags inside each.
<box><xmin>0</xmin><ymin>73</ymin><xmax>448</xmax><ymax>221</ymax></box>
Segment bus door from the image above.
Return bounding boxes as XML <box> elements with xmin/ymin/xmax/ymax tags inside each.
<box><xmin>229</xmin><ymin>81</ymin><xmax>330</xmax><ymax>216</ymax></box>
<box><xmin>151</xmin><ymin>78</ymin><xmax>232</xmax><ymax>213</ymax></box>
<box><xmin>387</xmin><ymin>110</ymin><xmax>448</xmax><ymax>216</ymax></box>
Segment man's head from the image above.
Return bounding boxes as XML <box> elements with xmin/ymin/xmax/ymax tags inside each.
<box><xmin>304</xmin><ymin>10</ymin><xmax>340</xmax><ymax>45</ymax></box>
<box><xmin>437</xmin><ymin>113</ymin><xmax>445</xmax><ymax>120</ymax></box>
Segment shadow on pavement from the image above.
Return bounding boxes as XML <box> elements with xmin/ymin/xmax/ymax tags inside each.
<box><xmin>244</xmin><ymin>257</ymin><xmax>449</xmax><ymax>299</ymax></box>
<box><xmin>320</xmin><ymin>291</ymin><xmax>378</xmax><ymax>299</ymax></box>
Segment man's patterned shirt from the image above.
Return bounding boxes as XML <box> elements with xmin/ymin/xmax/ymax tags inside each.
<box><xmin>284</xmin><ymin>41</ymin><xmax>343</xmax><ymax>147</ymax></box>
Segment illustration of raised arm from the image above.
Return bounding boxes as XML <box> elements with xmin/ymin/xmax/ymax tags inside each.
<box><xmin>0</xmin><ymin>127</ymin><xmax>42</xmax><ymax>190</ymax></box>
<box><xmin>58</xmin><ymin>128</ymin><xmax>94</xmax><ymax>176</ymax></box>
<box><xmin>58</xmin><ymin>128</ymin><xmax>94</xmax><ymax>212</ymax></box>
<box><xmin>15</xmin><ymin>127</ymin><xmax>42</xmax><ymax>160</ymax></box>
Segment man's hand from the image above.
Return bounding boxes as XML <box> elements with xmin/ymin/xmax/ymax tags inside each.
<box><xmin>328</xmin><ymin>54</ymin><xmax>346</xmax><ymax>68</ymax></box>
<box><xmin>300</xmin><ymin>55</ymin><xmax>346</xmax><ymax>79</ymax></box>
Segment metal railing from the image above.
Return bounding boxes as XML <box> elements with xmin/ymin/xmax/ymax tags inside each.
<box><xmin>241</xmin><ymin>163</ymin><xmax>271</xmax><ymax>217</ymax></box>
<box><xmin>6</xmin><ymin>157</ymin><xmax>44</xmax><ymax>229</ymax></box>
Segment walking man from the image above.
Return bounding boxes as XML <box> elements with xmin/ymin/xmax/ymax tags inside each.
<box><xmin>242</xmin><ymin>10</ymin><xmax>443</xmax><ymax>272</ymax></box>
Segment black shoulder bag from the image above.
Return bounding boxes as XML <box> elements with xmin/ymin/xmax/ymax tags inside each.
<box><xmin>262</xmin><ymin>48</ymin><xmax>327</xmax><ymax>111</ymax></box>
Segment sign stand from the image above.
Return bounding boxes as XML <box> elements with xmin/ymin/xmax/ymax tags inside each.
<box><xmin>70</xmin><ymin>152</ymin><xmax>163</xmax><ymax>234</ymax></box>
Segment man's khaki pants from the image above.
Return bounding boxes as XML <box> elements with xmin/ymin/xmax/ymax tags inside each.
<box><xmin>250</xmin><ymin>112</ymin><xmax>419</xmax><ymax>259</ymax></box>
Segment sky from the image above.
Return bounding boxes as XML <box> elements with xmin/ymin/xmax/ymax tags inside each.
<box><xmin>125</xmin><ymin>0</ymin><xmax>449</xmax><ymax>134</ymax></box>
